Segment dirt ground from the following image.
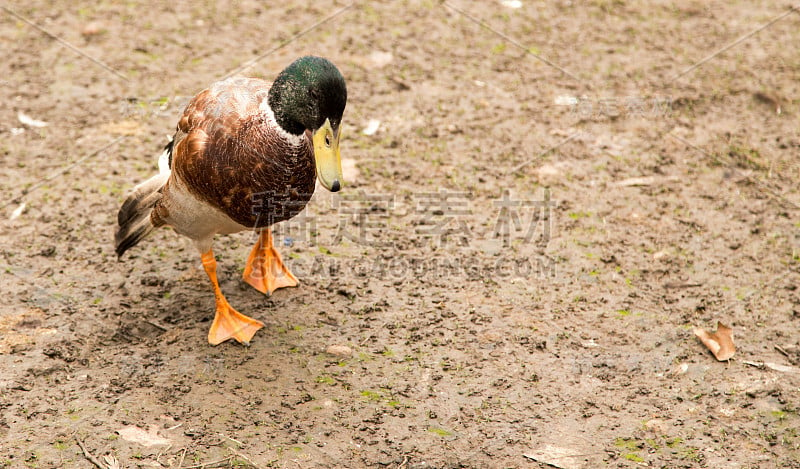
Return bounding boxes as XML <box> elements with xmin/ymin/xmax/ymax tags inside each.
<box><xmin>2</xmin><ymin>1</ymin><xmax>800</xmax><ymax>468</ymax></box>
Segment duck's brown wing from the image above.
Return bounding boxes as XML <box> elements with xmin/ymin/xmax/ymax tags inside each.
<box><xmin>167</xmin><ymin>77</ymin><xmax>315</xmax><ymax>228</ymax></box>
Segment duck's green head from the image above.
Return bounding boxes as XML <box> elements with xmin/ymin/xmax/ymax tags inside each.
<box><xmin>269</xmin><ymin>56</ymin><xmax>347</xmax><ymax>192</ymax></box>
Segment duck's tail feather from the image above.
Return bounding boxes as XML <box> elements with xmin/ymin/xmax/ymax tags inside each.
<box><xmin>115</xmin><ymin>145</ymin><xmax>172</xmax><ymax>258</ymax></box>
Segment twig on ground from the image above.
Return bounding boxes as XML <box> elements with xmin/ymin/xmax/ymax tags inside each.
<box><xmin>75</xmin><ymin>439</ymin><xmax>106</xmax><ymax>469</ymax></box>
<box><xmin>145</xmin><ymin>319</ymin><xmax>168</xmax><ymax>331</ymax></box>
<box><xmin>220</xmin><ymin>433</ymin><xmax>244</xmax><ymax>447</ymax></box>
<box><xmin>230</xmin><ymin>448</ymin><xmax>262</xmax><ymax>469</ymax></box>
<box><xmin>156</xmin><ymin>444</ymin><xmax>172</xmax><ymax>465</ymax></box>
<box><xmin>177</xmin><ymin>448</ymin><xmax>187</xmax><ymax>468</ymax></box>
<box><xmin>179</xmin><ymin>456</ymin><xmax>233</xmax><ymax>469</ymax></box>
<box><xmin>663</xmin><ymin>282</ymin><xmax>703</xmax><ymax>289</ymax></box>
<box><xmin>775</xmin><ymin>345</ymin><xmax>790</xmax><ymax>358</ymax></box>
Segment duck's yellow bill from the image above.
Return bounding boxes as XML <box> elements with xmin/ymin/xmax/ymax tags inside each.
<box><xmin>312</xmin><ymin>119</ymin><xmax>343</xmax><ymax>192</ymax></box>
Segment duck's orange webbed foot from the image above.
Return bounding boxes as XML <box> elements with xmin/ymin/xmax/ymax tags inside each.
<box><xmin>243</xmin><ymin>229</ymin><xmax>298</xmax><ymax>295</ymax></box>
<box><xmin>202</xmin><ymin>250</ymin><xmax>264</xmax><ymax>345</ymax></box>
<box><xmin>207</xmin><ymin>298</ymin><xmax>264</xmax><ymax>346</ymax></box>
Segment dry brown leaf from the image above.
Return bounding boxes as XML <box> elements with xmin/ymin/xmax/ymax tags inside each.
<box><xmin>753</xmin><ymin>91</ymin><xmax>782</xmax><ymax>114</ymax></box>
<box><xmin>762</xmin><ymin>362</ymin><xmax>796</xmax><ymax>373</ymax></box>
<box><xmin>0</xmin><ymin>309</ymin><xmax>55</xmax><ymax>354</ymax></box>
<box><xmin>742</xmin><ymin>360</ymin><xmax>799</xmax><ymax>373</ymax></box>
<box><xmin>103</xmin><ymin>454</ymin><xmax>122</xmax><ymax>469</ymax></box>
<box><xmin>523</xmin><ymin>444</ymin><xmax>583</xmax><ymax>469</ymax></box>
<box><xmin>325</xmin><ymin>344</ymin><xmax>353</xmax><ymax>357</ymax></box>
<box><xmin>614</xmin><ymin>176</ymin><xmax>680</xmax><ymax>187</ymax></box>
<box><xmin>100</xmin><ymin>120</ymin><xmax>143</xmax><ymax>136</ymax></box>
<box><xmin>117</xmin><ymin>424</ymin><xmax>171</xmax><ymax>447</ymax></box>
<box><xmin>694</xmin><ymin>321</ymin><xmax>735</xmax><ymax>361</ymax></box>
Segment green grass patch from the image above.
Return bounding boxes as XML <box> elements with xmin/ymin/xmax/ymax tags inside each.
<box><xmin>427</xmin><ymin>427</ymin><xmax>452</xmax><ymax>437</ymax></box>
<box><xmin>568</xmin><ymin>211</ymin><xmax>592</xmax><ymax>220</ymax></box>
<box><xmin>315</xmin><ymin>375</ymin><xmax>335</xmax><ymax>385</ymax></box>
<box><xmin>623</xmin><ymin>453</ymin><xmax>644</xmax><ymax>462</ymax></box>
<box><xmin>360</xmin><ymin>390</ymin><xmax>382</xmax><ymax>402</ymax></box>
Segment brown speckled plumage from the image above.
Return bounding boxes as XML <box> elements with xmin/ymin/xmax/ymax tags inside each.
<box><xmin>157</xmin><ymin>77</ymin><xmax>316</xmax><ymax>229</ymax></box>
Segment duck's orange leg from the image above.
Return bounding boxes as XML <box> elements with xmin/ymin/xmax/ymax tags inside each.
<box><xmin>242</xmin><ymin>229</ymin><xmax>298</xmax><ymax>295</ymax></box>
<box><xmin>202</xmin><ymin>249</ymin><xmax>264</xmax><ymax>345</ymax></box>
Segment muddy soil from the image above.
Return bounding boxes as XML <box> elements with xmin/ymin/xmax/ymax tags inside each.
<box><xmin>1</xmin><ymin>1</ymin><xmax>799</xmax><ymax>468</ymax></box>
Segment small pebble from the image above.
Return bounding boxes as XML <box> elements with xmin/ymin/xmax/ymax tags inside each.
<box><xmin>81</xmin><ymin>22</ymin><xmax>101</xmax><ymax>37</ymax></box>
<box><xmin>653</xmin><ymin>250</ymin><xmax>669</xmax><ymax>260</ymax></box>
<box><xmin>644</xmin><ymin>418</ymin><xmax>664</xmax><ymax>432</ymax></box>
<box><xmin>325</xmin><ymin>344</ymin><xmax>352</xmax><ymax>357</ymax></box>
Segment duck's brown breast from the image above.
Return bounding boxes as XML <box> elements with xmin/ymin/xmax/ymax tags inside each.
<box><xmin>170</xmin><ymin>77</ymin><xmax>317</xmax><ymax>230</ymax></box>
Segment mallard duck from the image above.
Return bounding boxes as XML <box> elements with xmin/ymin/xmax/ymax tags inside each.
<box><xmin>115</xmin><ymin>56</ymin><xmax>346</xmax><ymax>345</ymax></box>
